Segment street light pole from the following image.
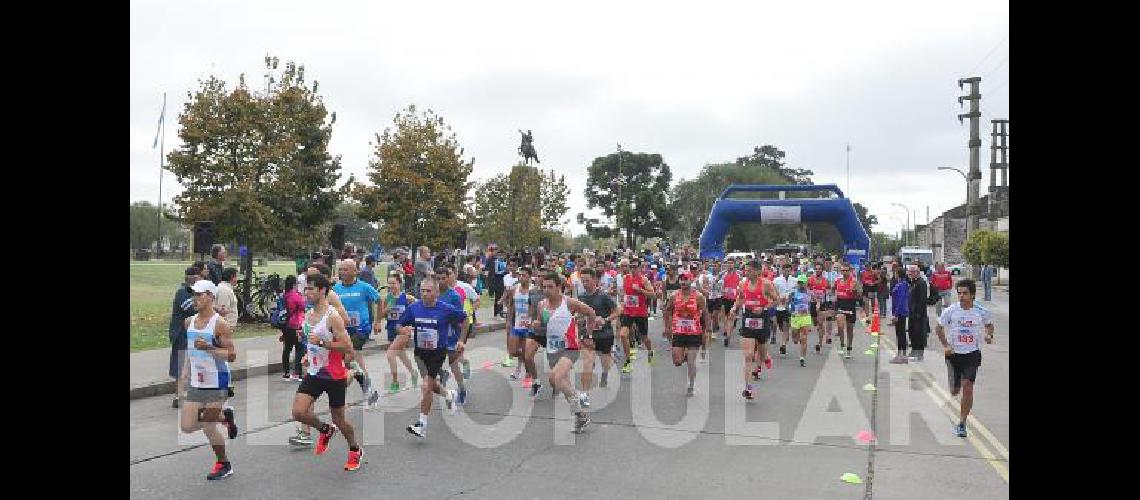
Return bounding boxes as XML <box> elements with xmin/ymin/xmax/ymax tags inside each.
<box><xmin>938</xmin><ymin>166</ymin><xmax>970</xmax><ymax>260</ymax></box>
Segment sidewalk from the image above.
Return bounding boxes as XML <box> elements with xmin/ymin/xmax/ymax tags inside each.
<box><xmin>130</xmin><ymin>305</ymin><xmax>507</xmax><ymax>400</ymax></box>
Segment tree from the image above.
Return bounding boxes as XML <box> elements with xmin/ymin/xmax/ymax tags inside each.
<box><xmin>583</xmin><ymin>151</ymin><xmax>673</xmax><ymax>249</ymax></box>
<box><xmin>330</xmin><ymin>201</ymin><xmax>380</xmax><ymax>252</ymax></box>
<box><xmin>129</xmin><ymin>201</ymin><xmax>189</xmax><ymax>251</ymax></box>
<box><xmin>471</xmin><ymin>164</ymin><xmax>570</xmax><ymax>251</ymax></box>
<box><xmin>852</xmin><ymin>202</ymin><xmax>878</xmax><ymax>232</ymax></box>
<box><xmin>963</xmin><ymin>230</ymin><xmax>1009</xmax><ymax>269</ymax></box>
<box><xmin>166</xmin><ymin>55</ymin><xmax>347</xmax><ymax>255</ymax></box>
<box><xmin>669</xmin><ymin>145</ymin><xmax>819</xmax><ymax>252</ymax></box>
<box><xmin>353</xmin><ymin>105</ymin><xmax>474</xmax><ymax>252</ymax></box>
<box><xmin>869</xmin><ymin>231</ymin><xmax>903</xmax><ymax>260</ymax></box>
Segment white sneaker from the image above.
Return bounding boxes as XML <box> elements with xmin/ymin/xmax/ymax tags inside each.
<box><xmin>445</xmin><ymin>389</ymin><xmax>457</xmax><ymax>413</ymax></box>
<box><xmin>406</xmin><ymin>420</ymin><xmax>426</xmax><ymax>438</ymax></box>
<box><xmin>578</xmin><ymin>392</ymin><xmax>591</xmax><ymax>408</ymax></box>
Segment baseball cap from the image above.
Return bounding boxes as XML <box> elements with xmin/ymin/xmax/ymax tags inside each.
<box><xmin>651</xmin><ymin>264</ymin><xmax>658</xmax><ymax>269</ymax></box>
<box><xmin>191</xmin><ymin>280</ymin><xmax>217</xmax><ymax>295</ymax></box>
<box><xmin>184</xmin><ymin>266</ymin><xmax>200</xmax><ymax>276</ymax></box>
<box><xmin>797</xmin><ymin>275</ymin><xmax>808</xmax><ymax>284</ymax></box>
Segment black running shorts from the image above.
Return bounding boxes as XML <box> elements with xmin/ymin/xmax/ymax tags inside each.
<box><xmin>297</xmin><ymin>375</ymin><xmax>348</xmax><ymax>409</ymax></box>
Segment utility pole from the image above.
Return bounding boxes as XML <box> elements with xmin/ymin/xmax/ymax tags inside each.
<box><xmin>958</xmin><ymin>76</ymin><xmax>982</xmax><ymax>277</ymax></box>
<box><xmin>845</xmin><ymin>143</ymin><xmax>851</xmax><ymax>195</ymax></box>
<box><xmin>989</xmin><ymin>119</ymin><xmax>1010</xmax><ymax>217</ymax></box>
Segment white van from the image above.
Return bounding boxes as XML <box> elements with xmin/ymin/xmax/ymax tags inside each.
<box><xmin>899</xmin><ymin>247</ymin><xmax>934</xmax><ymax>265</ymax></box>
<box><xmin>725</xmin><ymin>252</ymin><xmax>756</xmax><ymax>261</ymax></box>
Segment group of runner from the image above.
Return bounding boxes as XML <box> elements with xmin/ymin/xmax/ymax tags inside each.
<box><xmin>175</xmin><ymin>249</ymin><xmax>994</xmax><ymax>480</ymax></box>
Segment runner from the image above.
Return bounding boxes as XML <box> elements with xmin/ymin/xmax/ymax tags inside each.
<box><xmin>727</xmin><ymin>261</ymin><xmax>780</xmax><ymax>400</ymax></box>
<box><xmin>660</xmin><ymin>265</ymin><xmax>683</xmax><ymax>347</ymax></box>
<box><xmin>834</xmin><ymin>264</ymin><xmax>860</xmax><ymax>359</ymax></box>
<box><xmin>788</xmin><ymin>275</ymin><xmax>815</xmax><ymax>367</ymax></box>
<box><xmin>523</xmin><ymin>269</ymin><xmax>548</xmax><ymax>397</ymax></box>
<box><xmin>400</xmin><ymin>277</ymin><xmax>468</xmax><ymax>439</ymax></box>
<box><xmin>931</xmin><ymin>262</ymin><xmax>955</xmax><ymax>317</ymax></box>
<box><xmin>290</xmin><ymin>274</ymin><xmax>365</xmax><ymax>471</ymax></box>
<box><xmin>700</xmin><ymin>260</ymin><xmax>724</xmax><ymax>343</ymax></box>
<box><xmin>500</xmin><ymin>259</ymin><xmax>520</xmax><ymax>367</ymax></box>
<box><xmin>379</xmin><ymin>274</ymin><xmax>419</xmax><ymax>394</ymax></box>
<box><xmin>577</xmin><ymin>268</ymin><xmax>620</xmax><ymax>402</ymax></box>
<box><xmin>720</xmin><ymin>260</ymin><xmax>743</xmax><ymax>347</ymax></box>
<box><xmin>861</xmin><ymin>263</ymin><xmax>879</xmax><ymax>318</ymax></box>
<box><xmin>178</xmin><ymin>280</ymin><xmax>239</xmax><ymax>480</ymax></box>
<box><xmin>620</xmin><ymin>258</ymin><xmax>656</xmax><ymax>374</ymax></box>
<box><xmin>332</xmin><ymin>259</ymin><xmax>382</xmax><ymax>407</ymax></box>
<box><xmin>820</xmin><ymin>263</ymin><xmax>840</xmax><ymax>347</ymax></box>
<box><xmin>438</xmin><ymin>267</ymin><xmax>472</xmax><ymax>405</ymax></box>
<box><xmin>663</xmin><ymin>271</ymin><xmax>708</xmax><ymax>396</ymax></box>
<box><xmin>934</xmin><ymin>279</ymin><xmax>995</xmax><ymax>438</ymax></box>
<box><xmin>503</xmin><ymin>267</ymin><xmax>536</xmax><ymax>382</ymax></box>
<box><xmin>773</xmin><ymin>264</ymin><xmax>797</xmax><ymax>357</ymax></box>
<box><xmin>531</xmin><ymin>271</ymin><xmax>597</xmax><ymax>433</ymax></box>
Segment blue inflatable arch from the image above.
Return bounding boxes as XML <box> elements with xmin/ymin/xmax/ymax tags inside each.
<box><xmin>698</xmin><ymin>184</ymin><xmax>871</xmax><ymax>267</ymax></box>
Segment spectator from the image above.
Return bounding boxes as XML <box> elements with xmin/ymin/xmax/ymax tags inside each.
<box><xmin>905</xmin><ymin>265</ymin><xmax>930</xmax><ymax>361</ymax></box>
<box><xmin>207</xmin><ymin>244</ymin><xmax>227</xmax><ymax>284</ymax></box>
<box><xmin>414</xmin><ymin>246</ymin><xmax>433</xmax><ymax>298</ymax></box>
<box><xmin>168</xmin><ymin>266</ymin><xmax>200</xmax><ymax>408</ymax></box>
<box><xmin>485</xmin><ymin>244</ymin><xmax>507</xmax><ymax>318</ymax></box>
<box><xmin>981</xmin><ymin>263</ymin><xmax>994</xmax><ymax>302</ymax></box>
<box><xmin>888</xmin><ymin>273</ymin><xmax>910</xmax><ymax>364</ymax></box>
<box><xmin>360</xmin><ymin>255</ymin><xmax>379</xmax><ymax>288</ymax></box>
<box><xmin>216</xmin><ymin>267</ymin><xmax>240</xmax><ymax>327</ymax></box>
<box><xmin>279</xmin><ymin>275</ymin><xmax>307</xmax><ymax>380</ymax></box>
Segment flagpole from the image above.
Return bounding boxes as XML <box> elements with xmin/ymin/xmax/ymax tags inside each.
<box><xmin>156</xmin><ymin>92</ymin><xmax>166</xmax><ymax>256</ymax></box>
<box><xmin>845</xmin><ymin>143</ymin><xmax>851</xmax><ymax>196</ymax></box>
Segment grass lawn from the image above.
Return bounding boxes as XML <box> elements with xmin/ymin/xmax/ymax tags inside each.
<box><xmin>129</xmin><ymin>260</ymin><xmax>299</xmax><ymax>352</ymax></box>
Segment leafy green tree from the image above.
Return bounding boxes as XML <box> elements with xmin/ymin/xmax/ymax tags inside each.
<box><xmin>584</xmin><ymin>151</ymin><xmax>673</xmax><ymax>249</ymax></box>
<box><xmin>852</xmin><ymin>202</ymin><xmax>878</xmax><ymax>232</ymax></box>
<box><xmin>129</xmin><ymin>201</ymin><xmax>188</xmax><ymax>251</ymax></box>
<box><xmin>166</xmin><ymin>55</ymin><xmax>347</xmax><ymax>255</ymax></box>
<box><xmin>353</xmin><ymin>105</ymin><xmax>474</xmax><ymax>251</ymax></box>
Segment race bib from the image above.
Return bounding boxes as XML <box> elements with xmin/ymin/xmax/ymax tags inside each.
<box><xmin>811</xmin><ymin>289</ymin><xmax>825</xmax><ymax>300</ymax></box>
<box><xmin>673</xmin><ymin>318</ymin><xmax>699</xmax><ymax>334</ymax></box>
<box><xmin>515</xmin><ymin>313</ymin><xmax>532</xmax><ymax>328</ymax></box>
<box><xmin>346</xmin><ymin>310</ymin><xmax>361</xmax><ymax>330</ymax></box>
<box><xmin>724</xmin><ymin>287</ymin><xmax>738</xmax><ymax>299</ymax></box>
<box><xmin>957</xmin><ymin>334</ymin><xmax>975</xmax><ymax>345</ymax></box>
<box><xmin>794</xmin><ymin>303</ymin><xmax>809</xmax><ymax>314</ymax></box>
<box><xmin>417</xmin><ymin>327</ymin><xmax>439</xmax><ymax>349</ymax></box>
<box><xmin>307</xmin><ymin>345</ymin><xmax>328</xmax><ymax>372</ymax></box>
<box><xmin>387</xmin><ymin>305</ymin><xmax>404</xmax><ymax>321</ymax></box>
<box><xmin>548</xmin><ymin>338</ymin><xmax>566</xmax><ymax>352</ymax></box>
<box><xmin>744</xmin><ymin>317</ymin><xmax>764</xmax><ymax>330</ymax></box>
<box><xmin>624</xmin><ymin>295</ymin><xmax>640</xmax><ymax>308</ymax></box>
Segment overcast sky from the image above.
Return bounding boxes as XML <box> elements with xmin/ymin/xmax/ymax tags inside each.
<box><xmin>130</xmin><ymin>0</ymin><xmax>1009</xmax><ymax>239</ymax></box>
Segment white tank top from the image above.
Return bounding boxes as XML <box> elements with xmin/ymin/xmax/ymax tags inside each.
<box><xmin>542</xmin><ymin>297</ymin><xmax>579</xmax><ymax>353</ymax></box>
<box><xmin>305</xmin><ymin>307</ymin><xmax>337</xmax><ymax>377</ymax></box>
<box><xmin>186</xmin><ymin>313</ymin><xmax>229</xmax><ymax>389</ymax></box>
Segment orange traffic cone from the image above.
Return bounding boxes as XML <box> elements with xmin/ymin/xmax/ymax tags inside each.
<box><xmin>870</xmin><ymin>301</ymin><xmax>881</xmax><ymax>336</ymax></box>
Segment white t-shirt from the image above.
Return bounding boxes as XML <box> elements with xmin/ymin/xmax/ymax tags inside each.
<box><xmin>773</xmin><ymin>275</ymin><xmax>797</xmax><ymax>311</ymax></box>
<box><xmin>457</xmin><ymin>281</ymin><xmax>479</xmax><ymax>308</ymax></box>
<box><xmin>296</xmin><ymin>273</ymin><xmax>307</xmax><ymax>294</ymax></box>
<box><xmin>939</xmin><ymin>303</ymin><xmax>994</xmax><ymax>354</ymax></box>
<box><xmin>503</xmin><ymin>273</ymin><xmax>518</xmax><ymax>289</ymax></box>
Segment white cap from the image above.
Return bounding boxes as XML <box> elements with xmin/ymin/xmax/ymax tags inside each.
<box><xmin>191</xmin><ymin>280</ymin><xmax>217</xmax><ymax>295</ymax></box>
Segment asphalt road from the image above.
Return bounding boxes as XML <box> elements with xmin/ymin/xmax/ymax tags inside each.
<box><xmin>130</xmin><ymin>292</ymin><xmax>1010</xmax><ymax>499</ymax></box>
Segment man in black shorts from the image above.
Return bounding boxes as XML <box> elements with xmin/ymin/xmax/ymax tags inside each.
<box><xmin>935</xmin><ymin>279</ymin><xmax>995</xmax><ymax>438</ymax></box>
<box><xmin>291</xmin><ymin>274</ymin><xmax>365</xmax><ymax>471</ymax></box>
<box><xmin>664</xmin><ymin>272</ymin><xmax>708</xmax><ymax>397</ymax></box>
<box><xmin>398</xmin><ymin>277</ymin><xmax>468</xmax><ymax>438</ymax></box>
<box><xmin>577</xmin><ymin>268</ymin><xmax>620</xmax><ymax>402</ymax></box>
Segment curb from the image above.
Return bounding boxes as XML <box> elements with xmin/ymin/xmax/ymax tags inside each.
<box><xmin>130</xmin><ymin>320</ymin><xmax>507</xmax><ymax>400</ymax></box>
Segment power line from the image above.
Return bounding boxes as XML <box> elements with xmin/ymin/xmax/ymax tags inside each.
<box><xmin>981</xmin><ymin>55</ymin><xmax>1009</xmax><ymax>81</ymax></box>
<box><xmin>967</xmin><ymin>35</ymin><xmax>1008</xmax><ymax>76</ymax></box>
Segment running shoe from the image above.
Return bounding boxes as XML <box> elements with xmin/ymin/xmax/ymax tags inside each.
<box><xmin>457</xmin><ymin>389</ymin><xmax>467</xmax><ymax>406</ymax></box>
<box><xmin>815</xmin><ymin>344</ymin><xmax>821</xmax><ymax>354</ymax></box>
<box><xmin>462</xmin><ymin>359</ymin><xmax>471</xmax><ymax>380</ymax></box>
<box><xmin>844</xmin><ymin>348</ymin><xmax>852</xmax><ymax>360</ymax></box>
<box><xmin>439</xmin><ymin>370</ymin><xmax>450</xmax><ymax>389</ymax></box>
<box><xmin>779</xmin><ymin>345</ymin><xmax>787</xmax><ymax>357</ymax></box>
<box><xmin>222</xmin><ymin>406</ymin><xmax>239</xmax><ymax>439</ymax></box>
<box><xmin>579</xmin><ymin>392</ymin><xmax>591</xmax><ymax>408</ymax></box>
<box><xmin>686</xmin><ymin>387</ymin><xmax>695</xmax><ymax>397</ymax></box>
<box><xmin>206</xmin><ymin>461</ymin><xmax>233</xmax><ymax>481</ymax></box>
<box><xmin>710</xmin><ymin>332</ymin><xmax>717</xmax><ymax>340</ymax></box>
<box><xmin>389</xmin><ymin>381</ymin><xmax>401</xmax><ymax>394</ymax></box>
<box><xmin>799</xmin><ymin>357</ymin><xmax>806</xmax><ymax>367</ymax></box>
<box><xmin>764</xmin><ymin>356</ymin><xmax>773</xmax><ymax>370</ymax></box>
<box><xmin>509</xmin><ymin>367</ymin><xmax>522</xmax><ymax>380</ymax></box>
<box><xmin>410</xmin><ymin>371</ymin><xmax>420</xmax><ymax>387</ymax></box>
<box><xmin>445</xmin><ymin>389</ymin><xmax>457</xmax><ymax>413</ymax></box>
<box><xmin>955</xmin><ymin>423</ymin><xmax>968</xmax><ymax>438</ymax></box>
<box><xmin>501</xmin><ymin>355</ymin><xmax>514</xmax><ymax>367</ymax></box>
<box><xmin>315</xmin><ymin>424</ymin><xmax>338</xmax><ymax>455</ymax></box>
<box><xmin>172</xmin><ymin>397</ymin><xmax>180</xmax><ymax>409</ymax></box>
<box><xmin>631</xmin><ymin>347</ymin><xmax>639</xmax><ymax>360</ymax></box>
<box><xmin>724</xmin><ymin>336</ymin><xmax>730</xmax><ymax>347</ymax></box>
<box><xmin>889</xmin><ymin>356</ymin><xmax>908</xmax><ymax>364</ymax></box>
<box><xmin>647</xmin><ymin>351</ymin><xmax>655</xmax><ymax>366</ymax></box>
<box><xmin>826</xmin><ymin>337</ymin><xmax>832</xmax><ymax>344</ymax></box>
<box><xmin>573</xmin><ymin>412</ymin><xmax>592</xmax><ymax>433</ymax></box>
<box><xmin>530</xmin><ymin>382</ymin><xmax>543</xmax><ymax>399</ymax></box>
<box><xmin>367</xmin><ymin>388</ymin><xmax>381</xmax><ymax>407</ymax></box>
<box><xmin>700</xmin><ymin>350</ymin><xmax>707</xmax><ymax>361</ymax></box>
<box><xmin>354</xmin><ymin>372</ymin><xmax>367</xmax><ymax>392</ymax></box>
<box><xmin>345</xmin><ymin>448</ymin><xmax>364</xmax><ymax>471</ymax></box>
<box><xmin>290</xmin><ymin>375</ymin><xmax>303</xmax><ymax>382</ymax></box>
<box><xmin>289</xmin><ymin>431</ymin><xmax>313</xmax><ymax>447</ymax></box>
<box><xmin>742</xmin><ymin>388</ymin><xmax>755</xmax><ymax>400</ymax></box>
<box><xmin>282</xmin><ymin>372</ymin><xmax>292</xmax><ymax>380</ymax></box>
<box><xmin>621</xmin><ymin>360</ymin><xmax>633</xmax><ymax>374</ymax></box>
<box><xmin>406</xmin><ymin>420</ymin><xmax>426</xmax><ymax>438</ymax></box>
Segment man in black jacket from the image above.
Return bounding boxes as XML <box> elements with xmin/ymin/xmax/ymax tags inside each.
<box><xmin>484</xmin><ymin>245</ymin><xmax>507</xmax><ymax>318</ymax></box>
<box><xmin>905</xmin><ymin>264</ymin><xmax>930</xmax><ymax>360</ymax></box>
<box><xmin>169</xmin><ymin>266</ymin><xmax>201</xmax><ymax>408</ymax></box>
